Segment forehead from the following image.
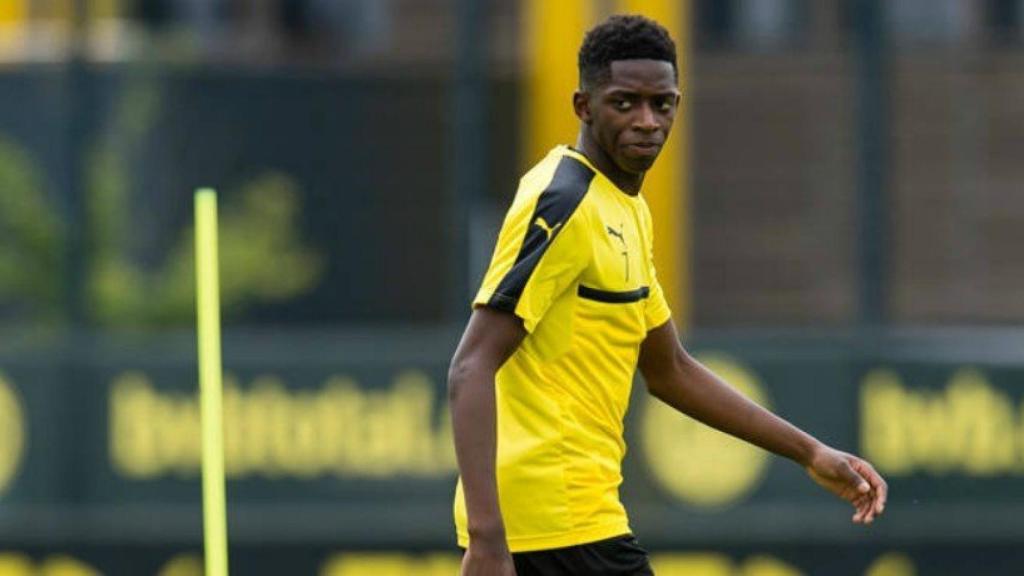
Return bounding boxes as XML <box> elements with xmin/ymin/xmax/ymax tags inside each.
<box><xmin>604</xmin><ymin>59</ymin><xmax>677</xmax><ymax>93</ymax></box>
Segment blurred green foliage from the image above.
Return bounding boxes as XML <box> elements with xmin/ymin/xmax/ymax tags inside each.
<box><xmin>86</xmin><ymin>81</ymin><xmax>323</xmax><ymax>327</ymax></box>
<box><xmin>88</xmin><ymin>171</ymin><xmax>323</xmax><ymax>326</ymax></box>
<box><xmin>0</xmin><ymin>135</ymin><xmax>64</xmax><ymax>323</ymax></box>
<box><xmin>0</xmin><ymin>76</ymin><xmax>322</xmax><ymax>328</ymax></box>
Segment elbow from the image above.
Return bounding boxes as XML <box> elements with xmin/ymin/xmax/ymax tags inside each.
<box><xmin>447</xmin><ymin>354</ymin><xmax>479</xmax><ymax>405</ymax></box>
<box><xmin>672</xmin><ymin>345</ymin><xmax>697</xmax><ymax>373</ymax></box>
<box><xmin>447</xmin><ymin>357</ymin><xmax>467</xmax><ymax>405</ymax></box>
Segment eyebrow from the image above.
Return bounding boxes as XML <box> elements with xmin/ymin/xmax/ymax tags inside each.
<box><xmin>604</xmin><ymin>88</ymin><xmax>679</xmax><ymax>97</ymax></box>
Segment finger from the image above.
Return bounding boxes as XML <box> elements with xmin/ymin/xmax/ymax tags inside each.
<box><xmin>853</xmin><ymin>494</ymin><xmax>872</xmax><ymax>510</ymax></box>
<box><xmin>838</xmin><ymin>460</ymin><xmax>870</xmax><ymax>493</ymax></box>
<box><xmin>853</xmin><ymin>507</ymin><xmax>866</xmax><ymax>523</ymax></box>
<box><xmin>852</xmin><ymin>459</ymin><xmax>883</xmax><ymax>489</ymax></box>
<box><xmin>852</xmin><ymin>459</ymin><xmax>888</xmax><ymax>513</ymax></box>
<box><xmin>852</xmin><ymin>495</ymin><xmax>868</xmax><ymax>521</ymax></box>
<box><xmin>863</xmin><ymin>503</ymin><xmax>876</xmax><ymax>523</ymax></box>
<box><xmin>850</xmin><ymin>492</ymin><xmax>868</xmax><ymax>508</ymax></box>
<box><xmin>852</xmin><ymin>493</ymin><xmax>875</xmax><ymax>524</ymax></box>
<box><xmin>873</xmin><ymin>475</ymin><xmax>888</xmax><ymax>514</ymax></box>
<box><xmin>861</xmin><ymin>500</ymin><xmax>875</xmax><ymax>523</ymax></box>
<box><xmin>860</xmin><ymin>491</ymin><xmax>881</xmax><ymax>523</ymax></box>
<box><xmin>857</xmin><ymin>497</ymin><xmax>872</xmax><ymax>519</ymax></box>
<box><xmin>872</xmin><ymin>486</ymin><xmax>886</xmax><ymax>515</ymax></box>
<box><xmin>853</xmin><ymin>505</ymin><xmax>872</xmax><ymax>524</ymax></box>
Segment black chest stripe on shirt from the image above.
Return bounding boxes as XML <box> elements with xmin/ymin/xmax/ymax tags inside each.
<box><xmin>578</xmin><ymin>285</ymin><xmax>650</xmax><ymax>303</ymax></box>
<box><xmin>488</xmin><ymin>156</ymin><xmax>594</xmax><ymax>311</ymax></box>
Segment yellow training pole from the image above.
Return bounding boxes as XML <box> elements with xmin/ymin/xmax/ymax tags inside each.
<box><xmin>195</xmin><ymin>188</ymin><xmax>229</xmax><ymax>576</ymax></box>
<box><xmin>523</xmin><ymin>0</ymin><xmax>593</xmax><ymax>165</ymax></box>
<box><xmin>0</xmin><ymin>0</ymin><xmax>26</xmax><ymax>25</ymax></box>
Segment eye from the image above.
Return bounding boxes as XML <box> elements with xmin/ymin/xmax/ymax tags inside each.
<box><xmin>613</xmin><ymin>99</ymin><xmax>632</xmax><ymax>111</ymax></box>
<box><xmin>655</xmin><ymin>97</ymin><xmax>674</xmax><ymax>112</ymax></box>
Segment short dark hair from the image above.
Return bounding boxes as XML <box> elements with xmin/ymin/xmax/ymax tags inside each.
<box><xmin>578</xmin><ymin>14</ymin><xmax>677</xmax><ymax>90</ymax></box>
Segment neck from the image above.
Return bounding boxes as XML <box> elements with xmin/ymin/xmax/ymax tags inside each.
<box><xmin>575</xmin><ymin>132</ymin><xmax>643</xmax><ymax>195</ymax></box>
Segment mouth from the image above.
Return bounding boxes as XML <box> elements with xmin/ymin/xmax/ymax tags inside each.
<box><xmin>625</xmin><ymin>142</ymin><xmax>662</xmax><ymax>157</ymax></box>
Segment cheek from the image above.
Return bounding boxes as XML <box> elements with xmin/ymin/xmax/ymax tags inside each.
<box><xmin>589</xmin><ymin>119</ymin><xmax>610</xmax><ymax>140</ymax></box>
<box><xmin>599</xmin><ymin>119</ymin><xmax>625</xmax><ymax>140</ymax></box>
<box><xmin>602</xmin><ymin>126</ymin><xmax>623</xmax><ymax>146</ymax></box>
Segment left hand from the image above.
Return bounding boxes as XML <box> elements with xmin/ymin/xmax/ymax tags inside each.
<box><xmin>805</xmin><ymin>445</ymin><xmax>888</xmax><ymax>524</ymax></box>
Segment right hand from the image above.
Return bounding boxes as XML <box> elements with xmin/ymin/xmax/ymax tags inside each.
<box><xmin>461</xmin><ymin>536</ymin><xmax>516</xmax><ymax>576</ymax></box>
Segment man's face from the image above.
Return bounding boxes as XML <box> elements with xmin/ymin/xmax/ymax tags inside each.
<box><xmin>579</xmin><ymin>59</ymin><xmax>680</xmax><ymax>175</ymax></box>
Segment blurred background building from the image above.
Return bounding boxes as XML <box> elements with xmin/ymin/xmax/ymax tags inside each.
<box><xmin>0</xmin><ymin>1</ymin><xmax>1023</xmax><ymax>574</ymax></box>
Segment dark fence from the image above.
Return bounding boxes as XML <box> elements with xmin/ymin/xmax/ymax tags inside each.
<box><xmin>1</xmin><ymin>328</ymin><xmax>1023</xmax><ymax>574</ymax></box>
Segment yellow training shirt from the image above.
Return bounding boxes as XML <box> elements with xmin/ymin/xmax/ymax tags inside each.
<box><xmin>454</xmin><ymin>146</ymin><xmax>672</xmax><ymax>552</ymax></box>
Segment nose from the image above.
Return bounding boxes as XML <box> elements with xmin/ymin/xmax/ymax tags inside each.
<box><xmin>634</xmin><ymin>103</ymin><xmax>658</xmax><ymax>132</ymax></box>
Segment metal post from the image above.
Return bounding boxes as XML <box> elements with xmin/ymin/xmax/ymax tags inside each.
<box><xmin>854</xmin><ymin>0</ymin><xmax>888</xmax><ymax>325</ymax></box>
<box><xmin>59</xmin><ymin>0</ymin><xmax>91</xmax><ymax>510</ymax></box>
<box><xmin>450</xmin><ymin>0</ymin><xmax>488</xmax><ymax>318</ymax></box>
<box><xmin>65</xmin><ymin>0</ymin><xmax>88</xmax><ymax>327</ymax></box>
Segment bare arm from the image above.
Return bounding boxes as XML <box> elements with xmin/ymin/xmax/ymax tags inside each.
<box><xmin>448</xmin><ymin>306</ymin><xmax>527</xmax><ymax>574</ymax></box>
<box><xmin>638</xmin><ymin>321</ymin><xmax>887</xmax><ymax>524</ymax></box>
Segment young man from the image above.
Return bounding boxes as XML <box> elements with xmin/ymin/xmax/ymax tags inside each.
<box><xmin>449</xmin><ymin>15</ymin><xmax>887</xmax><ymax>576</ymax></box>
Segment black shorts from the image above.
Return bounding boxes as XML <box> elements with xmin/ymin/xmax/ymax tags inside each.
<box><xmin>511</xmin><ymin>534</ymin><xmax>654</xmax><ymax>576</ymax></box>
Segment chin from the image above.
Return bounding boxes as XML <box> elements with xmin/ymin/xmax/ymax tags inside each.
<box><xmin>620</xmin><ymin>156</ymin><xmax>657</xmax><ymax>174</ymax></box>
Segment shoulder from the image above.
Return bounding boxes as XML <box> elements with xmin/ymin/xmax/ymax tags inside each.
<box><xmin>514</xmin><ymin>151</ymin><xmax>597</xmax><ymax>229</ymax></box>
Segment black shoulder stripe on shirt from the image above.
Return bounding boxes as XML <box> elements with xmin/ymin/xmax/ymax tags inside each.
<box><xmin>578</xmin><ymin>285</ymin><xmax>650</xmax><ymax>303</ymax></box>
<box><xmin>488</xmin><ymin>156</ymin><xmax>594</xmax><ymax>311</ymax></box>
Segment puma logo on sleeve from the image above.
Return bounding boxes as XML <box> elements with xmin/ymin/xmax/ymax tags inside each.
<box><xmin>535</xmin><ymin>216</ymin><xmax>563</xmax><ymax>241</ymax></box>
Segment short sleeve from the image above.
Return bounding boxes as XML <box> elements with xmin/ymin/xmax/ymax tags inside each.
<box><xmin>475</xmin><ymin>201</ymin><xmax>590</xmax><ymax>333</ymax></box>
<box><xmin>645</xmin><ymin>274</ymin><xmax>672</xmax><ymax>331</ymax></box>
<box><xmin>473</xmin><ymin>158</ymin><xmax>595</xmax><ymax>332</ymax></box>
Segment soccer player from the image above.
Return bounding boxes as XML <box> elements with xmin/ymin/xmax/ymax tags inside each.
<box><xmin>449</xmin><ymin>14</ymin><xmax>887</xmax><ymax>576</ymax></box>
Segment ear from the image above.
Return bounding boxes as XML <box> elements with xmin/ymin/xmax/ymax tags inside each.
<box><xmin>573</xmin><ymin>90</ymin><xmax>592</xmax><ymax>124</ymax></box>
